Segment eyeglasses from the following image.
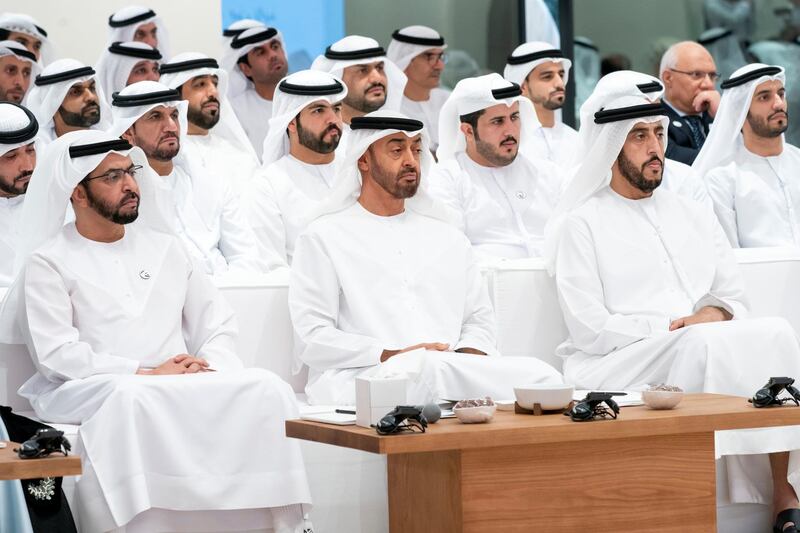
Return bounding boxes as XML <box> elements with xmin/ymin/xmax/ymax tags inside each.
<box><xmin>669</xmin><ymin>68</ymin><xmax>720</xmax><ymax>83</ymax></box>
<box><xmin>422</xmin><ymin>52</ymin><xmax>447</xmax><ymax>66</ymax></box>
<box><xmin>84</xmin><ymin>164</ymin><xmax>143</xmax><ymax>185</ymax></box>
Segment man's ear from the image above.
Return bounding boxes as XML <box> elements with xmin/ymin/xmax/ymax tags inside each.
<box><xmin>661</xmin><ymin>70</ymin><xmax>672</xmax><ymax>89</ymax></box>
<box><xmin>287</xmin><ymin>118</ymin><xmax>297</xmax><ymax>136</ymax></box>
<box><xmin>357</xmin><ymin>153</ymin><xmax>369</xmax><ymax>172</ymax></box>
<box><xmin>520</xmin><ymin>79</ymin><xmax>531</xmax><ymax>98</ymax></box>
<box><xmin>459</xmin><ymin>122</ymin><xmax>474</xmax><ymax>140</ymax></box>
<box><xmin>238</xmin><ymin>60</ymin><xmax>253</xmax><ymax>77</ymax></box>
<box><xmin>70</xmin><ymin>183</ymin><xmax>89</xmax><ymax>208</ymax></box>
<box><xmin>121</xmin><ymin>126</ymin><xmax>135</xmax><ymax>144</ymax></box>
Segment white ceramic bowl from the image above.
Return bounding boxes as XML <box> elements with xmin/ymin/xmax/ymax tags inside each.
<box><xmin>642</xmin><ymin>390</ymin><xmax>684</xmax><ymax>410</ymax></box>
<box><xmin>514</xmin><ymin>384</ymin><xmax>575</xmax><ymax>411</ymax></box>
<box><xmin>453</xmin><ymin>404</ymin><xmax>496</xmax><ymax>424</ymax></box>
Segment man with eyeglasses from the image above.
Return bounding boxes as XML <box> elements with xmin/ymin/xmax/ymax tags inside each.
<box><xmin>659</xmin><ymin>41</ymin><xmax>721</xmax><ymax>165</ymax></box>
<box><xmin>387</xmin><ymin>25</ymin><xmax>450</xmax><ymax>152</ymax></box>
<box><xmin>694</xmin><ymin>64</ymin><xmax>800</xmax><ymax>248</ymax></box>
<box><xmin>0</xmin><ymin>102</ymin><xmax>37</xmax><ymax>286</ymax></box>
<box><xmin>1</xmin><ymin>128</ymin><xmax>314</xmax><ymax>533</ymax></box>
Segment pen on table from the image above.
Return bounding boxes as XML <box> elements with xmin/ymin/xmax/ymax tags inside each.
<box><xmin>335</xmin><ymin>409</ymin><xmax>356</xmax><ymax>415</ymax></box>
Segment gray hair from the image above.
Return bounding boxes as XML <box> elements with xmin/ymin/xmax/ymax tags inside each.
<box><xmin>659</xmin><ymin>42</ymin><xmax>682</xmax><ymax>79</ymax></box>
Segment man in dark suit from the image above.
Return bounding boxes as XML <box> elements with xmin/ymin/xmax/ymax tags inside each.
<box><xmin>659</xmin><ymin>41</ymin><xmax>722</xmax><ymax>165</ymax></box>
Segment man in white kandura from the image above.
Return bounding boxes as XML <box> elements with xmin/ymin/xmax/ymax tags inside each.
<box><xmin>387</xmin><ymin>25</ymin><xmax>450</xmax><ymax>151</ymax></box>
<box><xmin>432</xmin><ymin>73</ymin><xmax>563</xmax><ymax>259</ymax></box>
<box><xmin>25</xmin><ymin>58</ymin><xmax>111</xmax><ymax>144</ymax></box>
<box><xmin>312</xmin><ymin>35</ymin><xmax>407</xmax><ymax>128</ymax></box>
<box><xmin>159</xmin><ymin>52</ymin><xmax>259</xmax><ymax>192</ymax></box>
<box><xmin>0</xmin><ymin>102</ymin><xmax>36</xmax><ymax>286</ymax></box>
<box><xmin>95</xmin><ymin>41</ymin><xmax>161</xmax><ymax>106</ymax></box>
<box><xmin>110</xmin><ymin>81</ymin><xmax>271</xmax><ymax>277</ymax></box>
<box><xmin>549</xmin><ymin>77</ymin><xmax>800</xmax><ymax>533</ymax></box>
<box><xmin>106</xmin><ymin>5</ymin><xmax>171</xmax><ymax>59</ymax></box>
<box><xmin>0</xmin><ymin>130</ymin><xmax>312</xmax><ymax>533</ymax></box>
<box><xmin>694</xmin><ymin>63</ymin><xmax>799</xmax><ymax>247</ymax></box>
<box><xmin>504</xmin><ymin>41</ymin><xmax>578</xmax><ymax>170</ymax></box>
<box><xmin>576</xmin><ymin>70</ymin><xmax>712</xmax><ymax>210</ymax></box>
<box><xmin>0</xmin><ymin>12</ymin><xmax>53</xmax><ymax>64</ymax></box>
<box><xmin>245</xmin><ymin>69</ymin><xmax>347</xmax><ymax>265</ymax></box>
<box><xmin>289</xmin><ymin>110</ymin><xmax>562</xmax><ymax>405</ymax></box>
<box><xmin>224</xmin><ymin>25</ymin><xmax>289</xmax><ymax>160</ymax></box>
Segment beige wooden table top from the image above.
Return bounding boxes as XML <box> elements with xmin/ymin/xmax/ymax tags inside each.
<box><xmin>286</xmin><ymin>393</ymin><xmax>800</xmax><ymax>454</ymax></box>
<box><xmin>0</xmin><ymin>441</ymin><xmax>81</xmax><ymax>480</ymax></box>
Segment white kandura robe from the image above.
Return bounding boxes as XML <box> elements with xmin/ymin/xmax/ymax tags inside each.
<box><xmin>431</xmin><ymin>152</ymin><xmax>563</xmax><ymax>259</ymax></box>
<box><xmin>524</xmin><ymin>121</ymin><xmax>579</xmax><ymax>170</ymax></box>
<box><xmin>230</xmin><ymin>89</ymin><xmax>272</xmax><ymax>161</ymax></box>
<box><xmin>155</xmin><ymin>163</ymin><xmax>268</xmax><ymax>278</ymax></box>
<box><xmin>245</xmin><ymin>154</ymin><xmax>338</xmax><ymax>265</ymax></box>
<box><xmin>181</xmin><ymin>131</ymin><xmax>260</xmax><ymax>193</ymax></box>
<box><xmin>399</xmin><ymin>88</ymin><xmax>450</xmax><ymax>151</ymax></box>
<box><xmin>705</xmin><ymin>142</ymin><xmax>800</xmax><ymax>248</ymax></box>
<box><xmin>0</xmin><ymin>195</ymin><xmax>24</xmax><ymax>287</ymax></box>
<box><xmin>555</xmin><ymin>185</ymin><xmax>800</xmax><ymax>504</ymax></box>
<box><xmin>289</xmin><ymin>203</ymin><xmax>562</xmax><ymax>405</ymax></box>
<box><xmin>16</xmin><ymin>223</ymin><xmax>310</xmax><ymax>530</ymax></box>
<box><xmin>661</xmin><ymin>158</ymin><xmax>713</xmax><ymax>212</ymax></box>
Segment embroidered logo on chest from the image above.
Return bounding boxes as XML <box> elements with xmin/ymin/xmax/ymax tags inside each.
<box><xmin>139</xmin><ymin>270</ymin><xmax>151</xmax><ymax>280</ymax></box>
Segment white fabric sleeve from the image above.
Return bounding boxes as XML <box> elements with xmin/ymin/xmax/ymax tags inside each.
<box><xmin>244</xmin><ymin>175</ymin><xmax>289</xmax><ymax>266</ymax></box>
<box><xmin>182</xmin><ymin>256</ymin><xmax>243</xmax><ymax>371</ymax></box>
<box><xmin>217</xmin><ymin>180</ymin><xmax>283</xmax><ymax>273</ymax></box>
<box><xmin>427</xmin><ymin>163</ymin><xmax>467</xmax><ymax>232</ymax></box>
<box><xmin>289</xmin><ymin>231</ymin><xmax>385</xmax><ymax>371</ymax></box>
<box><xmin>692</xmin><ymin>204</ymin><xmax>749</xmax><ymax>319</ymax></box>
<box><xmin>704</xmin><ymin>165</ymin><xmax>741</xmax><ymax>247</ymax></box>
<box><xmin>555</xmin><ymin>215</ymin><xmax>671</xmax><ymax>356</ymax></box>
<box><xmin>21</xmin><ymin>255</ymin><xmax>140</xmax><ymax>381</ymax></box>
<box><xmin>454</xmin><ymin>247</ymin><xmax>499</xmax><ymax>356</ymax></box>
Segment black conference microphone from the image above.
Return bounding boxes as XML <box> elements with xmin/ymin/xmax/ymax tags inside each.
<box><xmin>415</xmin><ymin>403</ymin><xmax>442</xmax><ymax>424</ymax></box>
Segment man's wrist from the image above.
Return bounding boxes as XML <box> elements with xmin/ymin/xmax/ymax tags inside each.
<box><xmin>380</xmin><ymin>349</ymin><xmax>400</xmax><ymax>363</ymax></box>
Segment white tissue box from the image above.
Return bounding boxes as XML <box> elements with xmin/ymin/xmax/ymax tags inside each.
<box><xmin>356</xmin><ymin>376</ymin><xmax>407</xmax><ymax>428</ymax></box>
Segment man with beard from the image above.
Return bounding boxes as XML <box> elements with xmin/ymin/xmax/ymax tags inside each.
<box><xmin>224</xmin><ymin>26</ymin><xmax>289</xmax><ymax>160</ymax></box>
<box><xmin>160</xmin><ymin>52</ymin><xmax>259</xmax><ymax>192</ymax></box>
<box><xmin>288</xmin><ymin>110</ymin><xmax>562</xmax><ymax>405</ymax></box>
<box><xmin>504</xmin><ymin>41</ymin><xmax>578</xmax><ymax>170</ymax></box>
<box><xmin>95</xmin><ymin>41</ymin><xmax>162</xmax><ymax>106</ymax></box>
<box><xmin>0</xmin><ymin>129</ymin><xmax>313</xmax><ymax>533</ymax></box>
<box><xmin>245</xmin><ymin>70</ymin><xmax>347</xmax><ymax>264</ymax></box>
<box><xmin>431</xmin><ymin>73</ymin><xmax>563</xmax><ymax>259</ymax></box>
<box><xmin>111</xmin><ymin>81</ymin><xmax>269</xmax><ymax>278</ymax></box>
<box><xmin>387</xmin><ymin>25</ymin><xmax>450</xmax><ymax>152</ymax></box>
<box><xmin>25</xmin><ymin>58</ymin><xmax>111</xmax><ymax>144</ymax></box>
<box><xmin>0</xmin><ymin>40</ymin><xmax>38</xmax><ymax>103</ymax></box>
<box><xmin>693</xmin><ymin>64</ymin><xmax>800</xmax><ymax>247</ymax></box>
<box><xmin>549</xmin><ymin>76</ymin><xmax>800</xmax><ymax>533</ymax></box>
<box><xmin>0</xmin><ymin>102</ymin><xmax>36</xmax><ymax>286</ymax></box>
<box><xmin>312</xmin><ymin>35</ymin><xmax>407</xmax><ymax>128</ymax></box>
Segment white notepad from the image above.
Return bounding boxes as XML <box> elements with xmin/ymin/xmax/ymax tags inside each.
<box><xmin>300</xmin><ymin>413</ymin><xmax>357</xmax><ymax>425</ymax></box>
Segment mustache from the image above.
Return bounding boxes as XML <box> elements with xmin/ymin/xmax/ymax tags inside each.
<box><xmin>202</xmin><ymin>97</ymin><xmax>220</xmax><ymax>107</ymax></box>
<box><xmin>15</xmin><ymin>170</ymin><xmax>33</xmax><ymax>182</ymax></box>
<box><xmin>119</xmin><ymin>191</ymin><xmax>140</xmax><ymax>206</ymax></box>
<box><xmin>643</xmin><ymin>155</ymin><xmax>663</xmax><ymax>167</ymax></box>
<box><xmin>159</xmin><ymin>132</ymin><xmax>179</xmax><ymax>142</ymax></box>
<box><xmin>499</xmin><ymin>135</ymin><xmax>518</xmax><ymax>145</ymax></box>
<box><xmin>324</xmin><ymin>124</ymin><xmax>342</xmax><ymax>136</ymax></box>
<box><xmin>769</xmin><ymin>110</ymin><xmax>788</xmax><ymax>120</ymax></box>
<box><xmin>364</xmin><ymin>82</ymin><xmax>385</xmax><ymax>95</ymax></box>
<box><xmin>397</xmin><ymin>166</ymin><xmax>419</xmax><ymax>178</ymax></box>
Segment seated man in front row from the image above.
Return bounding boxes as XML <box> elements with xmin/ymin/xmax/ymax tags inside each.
<box><xmin>552</xmin><ymin>77</ymin><xmax>800</xmax><ymax>532</ymax></box>
<box><xmin>3</xmin><ymin>130</ymin><xmax>312</xmax><ymax>533</ymax></box>
<box><xmin>289</xmin><ymin>110</ymin><xmax>562</xmax><ymax>405</ymax></box>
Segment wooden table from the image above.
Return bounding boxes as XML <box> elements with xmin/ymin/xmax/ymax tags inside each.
<box><xmin>287</xmin><ymin>393</ymin><xmax>800</xmax><ymax>532</ymax></box>
<box><xmin>0</xmin><ymin>441</ymin><xmax>81</xmax><ymax>480</ymax></box>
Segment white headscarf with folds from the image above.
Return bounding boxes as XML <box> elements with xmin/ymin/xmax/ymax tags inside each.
<box><xmin>0</xmin><ymin>130</ymin><xmax>167</xmax><ymax>344</ymax></box>
<box><xmin>222</xmin><ymin>25</ymin><xmax>286</xmax><ymax>99</ymax></box>
<box><xmin>107</xmin><ymin>5</ymin><xmax>171</xmax><ymax>60</ymax></box>
<box><xmin>0</xmin><ymin>101</ymin><xmax>38</xmax><ymax>157</ymax></box>
<box><xmin>544</xmin><ymin>73</ymin><xmax>669</xmax><ymax>273</ymax></box>
<box><xmin>260</xmin><ymin>69</ymin><xmax>348</xmax><ymax>167</ymax></box>
<box><xmin>503</xmin><ymin>41</ymin><xmax>572</xmax><ymax>87</ymax></box>
<box><xmin>386</xmin><ymin>25</ymin><xmax>447</xmax><ymax>72</ymax></box>
<box><xmin>0</xmin><ymin>12</ymin><xmax>53</xmax><ymax>65</ymax></box>
<box><xmin>0</xmin><ymin>40</ymin><xmax>41</xmax><ymax>101</ymax></box>
<box><xmin>692</xmin><ymin>63</ymin><xmax>786</xmax><ymax>178</ymax></box>
<box><xmin>25</xmin><ymin>58</ymin><xmax>111</xmax><ymax>143</ymax></box>
<box><xmin>311</xmin><ymin>35</ymin><xmax>407</xmax><ymax>112</ymax></box>
<box><xmin>436</xmin><ymin>72</ymin><xmax>540</xmax><ymax>162</ymax></box>
<box><xmin>313</xmin><ymin>109</ymin><xmax>455</xmax><ymax>225</ymax></box>
<box><xmin>159</xmin><ymin>51</ymin><xmax>257</xmax><ymax>161</ymax></box>
<box><xmin>95</xmin><ymin>41</ymin><xmax>162</xmax><ymax>107</ymax></box>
